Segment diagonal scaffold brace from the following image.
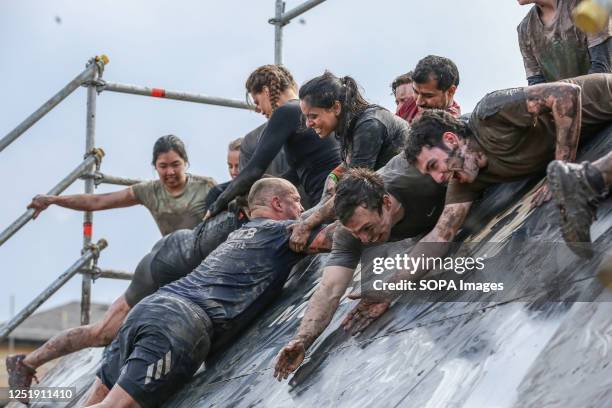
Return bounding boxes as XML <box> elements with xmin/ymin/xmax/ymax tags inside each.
<box><xmin>0</xmin><ymin>55</ymin><xmax>109</xmax><ymax>154</ymax></box>
<box><xmin>0</xmin><ymin>238</ymin><xmax>108</xmax><ymax>341</ymax></box>
<box><xmin>0</xmin><ymin>148</ymin><xmax>105</xmax><ymax>247</ymax></box>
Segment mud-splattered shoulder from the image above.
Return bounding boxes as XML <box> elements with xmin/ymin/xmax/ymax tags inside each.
<box><xmin>131</xmin><ymin>179</ymin><xmax>163</xmax><ymax>208</ymax></box>
<box><xmin>472</xmin><ymin>88</ymin><xmax>527</xmax><ymax>122</ymax></box>
<box><xmin>188</xmin><ymin>174</ymin><xmax>217</xmax><ymax>188</ymax></box>
<box><xmin>516</xmin><ymin>4</ymin><xmax>538</xmax><ymax>35</ymax></box>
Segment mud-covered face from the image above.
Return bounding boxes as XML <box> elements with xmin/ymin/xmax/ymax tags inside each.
<box><xmin>278</xmin><ymin>189</ymin><xmax>304</xmax><ymax>220</ymax></box>
<box><xmin>416</xmin><ymin>146</ymin><xmax>453</xmax><ymax>184</ymax></box>
<box><xmin>155</xmin><ymin>150</ymin><xmax>187</xmax><ymax>189</ymax></box>
<box><xmin>413</xmin><ymin>78</ymin><xmax>456</xmax><ymax>110</ymax></box>
<box><xmin>415</xmin><ymin>134</ymin><xmax>480</xmax><ymax>184</ymax></box>
<box><xmin>395</xmin><ymin>83</ymin><xmax>415</xmax><ymax>106</ymax></box>
<box><xmin>251</xmin><ymin>88</ymin><xmax>273</xmax><ymax>118</ymax></box>
<box><xmin>343</xmin><ymin>199</ymin><xmax>394</xmax><ymax>244</ymax></box>
<box><xmin>227</xmin><ymin>150</ymin><xmax>240</xmax><ymax>179</ymax></box>
<box><xmin>300</xmin><ymin>100</ymin><xmax>340</xmax><ymax>138</ymax></box>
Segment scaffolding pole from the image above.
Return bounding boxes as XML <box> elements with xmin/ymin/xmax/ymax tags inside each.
<box><xmin>0</xmin><ymin>239</ymin><xmax>107</xmax><ymax>341</ymax></box>
<box><xmin>81</xmin><ymin>171</ymin><xmax>142</xmax><ymax>187</ymax></box>
<box><xmin>278</xmin><ymin>0</ymin><xmax>327</xmax><ymax>25</ymax></box>
<box><xmin>274</xmin><ymin>0</ymin><xmax>285</xmax><ymax>64</ymax></box>
<box><xmin>98</xmin><ymin>81</ymin><xmax>252</xmax><ymax>110</ymax></box>
<box><xmin>81</xmin><ymin>63</ymin><xmax>100</xmax><ymax>325</ymax></box>
<box><xmin>0</xmin><ymin>152</ymin><xmax>102</xmax><ymax>247</ymax></box>
<box><xmin>269</xmin><ymin>0</ymin><xmax>327</xmax><ymax>64</ymax></box>
<box><xmin>84</xmin><ymin>268</ymin><xmax>133</xmax><ymax>280</ymax></box>
<box><xmin>0</xmin><ymin>56</ymin><xmax>108</xmax><ymax>154</ymax></box>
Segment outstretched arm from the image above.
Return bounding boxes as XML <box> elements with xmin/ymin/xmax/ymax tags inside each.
<box><xmin>27</xmin><ymin>188</ymin><xmax>139</xmax><ymax>219</ymax></box>
<box><xmin>274</xmin><ymin>264</ymin><xmax>354</xmax><ymax>380</ymax></box>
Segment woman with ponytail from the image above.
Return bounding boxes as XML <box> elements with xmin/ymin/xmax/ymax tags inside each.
<box><xmin>289</xmin><ymin>71</ymin><xmax>409</xmax><ymax>251</ymax></box>
<box><xmin>206</xmin><ymin>65</ymin><xmax>341</xmax><ymax>218</ymax></box>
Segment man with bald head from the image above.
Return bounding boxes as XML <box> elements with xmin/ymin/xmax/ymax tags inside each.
<box><xmin>84</xmin><ymin>178</ymin><xmax>334</xmax><ymax>408</ymax></box>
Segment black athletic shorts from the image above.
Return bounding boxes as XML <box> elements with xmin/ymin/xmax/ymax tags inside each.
<box><xmin>98</xmin><ymin>293</ymin><xmax>213</xmax><ymax>408</ymax></box>
<box><xmin>124</xmin><ymin>211</ymin><xmax>247</xmax><ymax>307</ymax></box>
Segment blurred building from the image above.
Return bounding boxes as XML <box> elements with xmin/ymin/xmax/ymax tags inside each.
<box><xmin>0</xmin><ymin>302</ymin><xmax>108</xmax><ymax>389</ymax></box>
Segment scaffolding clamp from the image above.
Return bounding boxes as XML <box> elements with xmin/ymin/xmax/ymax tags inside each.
<box><xmin>80</xmin><ymin>266</ymin><xmax>103</xmax><ymax>281</ymax></box>
<box><xmin>89</xmin><ymin>266</ymin><xmax>103</xmax><ymax>282</ymax></box>
<box><xmin>81</xmin><ymin>238</ymin><xmax>108</xmax><ymax>257</ymax></box>
<box><xmin>92</xmin><ymin>171</ymin><xmax>104</xmax><ymax>186</ymax></box>
<box><xmin>82</xmin><ymin>55</ymin><xmax>109</xmax><ymax>88</ymax></box>
<box><xmin>90</xmin><ymin>54</ymin><xmax>109</xmax><ymax>77</ymax></box>
<box><xmin>94</xmin><ymin>78</ymin><xmax>108</xmax><ymax>94</ymax></box>
<box><xmin>84</xmin><ymin>147</ymin><xmax>105</xmax><ymax>168</ymax></box>
<box><xmin>81</xmin><ymin>239</ymin><xmax>108</xmax><ymax>282</ymax></box>
<box><xmin>268</xmin><ymin>17</ymin><xmax>287</xmax><ymax>26</ymax></box>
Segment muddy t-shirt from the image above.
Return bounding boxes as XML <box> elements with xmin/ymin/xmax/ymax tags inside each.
<box><xmin>160</xmin><ymin>218</ymin><xmax>321</xmax><ymax>342</ymax></box>
<box><xmin>446</xmin><ymin>73</ymin><xmax>612</xmax><ymax>204</ymax></box>
<box><xmin>132</xmin><ymin>174</ymin><xmax>216</xmax><ymax>235</ymax></box>
<box><xmin>517</xmin><ymin>0</ymin><xmax>612</xmax><ymax>82</ymax></box>
<box><xmin>326</xmin><ymin>153</ymin><xmax>446</xmax><ymax>269</ymax></box>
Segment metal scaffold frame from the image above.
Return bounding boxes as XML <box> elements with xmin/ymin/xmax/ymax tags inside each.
<box><xmin>0</xmin><ymin>0</ymin><xmax>327</xmax><ymax>341</ymax></box>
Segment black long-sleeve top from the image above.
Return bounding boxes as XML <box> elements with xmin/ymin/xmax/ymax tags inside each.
<box><xmin>208</xmin><ymin>100</ymin><xmax>341</xmax><ymax>216</ymax></box>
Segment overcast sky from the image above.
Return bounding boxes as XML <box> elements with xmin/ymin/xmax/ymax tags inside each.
<box><xmin>0</xmin><ymin>0</ymin><xmax>529</xmax><ymax>322</ymax></box>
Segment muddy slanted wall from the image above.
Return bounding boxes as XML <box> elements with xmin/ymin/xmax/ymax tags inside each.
<box><xmin>18</xmin><ymin>124</ymin><xmax>612</xmax><ymax>408</ymax></box>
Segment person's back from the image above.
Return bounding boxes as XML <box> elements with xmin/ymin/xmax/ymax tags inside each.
<box><xmin>161</xmin><ymin>218</ymin><xmax>303</xmax><ymax>345</ymax></box>
<box><xmin>351</xmin><ymin>106</ymin><xmax>408</xmax><ymax>170</ymax></box>
<box><xmin>462</xmin><ymin>73</ymin><xmax>612</xmax><ymax>195</ymax></box>
<box><xmin>377</xmin><ymin>153</ymin><xmax>447</xmax><ymax>239</ymax></box>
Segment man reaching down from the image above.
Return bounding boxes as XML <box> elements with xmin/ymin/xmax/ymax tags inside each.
<box><xmin>274</xmin><ymin>165</ymin><xmax>445</xmax><ymax>380</ymax></box>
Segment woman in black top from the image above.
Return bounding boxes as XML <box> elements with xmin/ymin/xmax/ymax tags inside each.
<box><xmin>206</xmin><ymin>65</ymin><xmax>341</xmax><ymax>217</ymax></box>
<box><xmin>290</xmin><ymin>71</ymin><xmax>409</xmax><ymax>251</ymax></box>
<box><xmin>300</xmin><ymin>71</ymin><xmax>407</xmax><ymax>172</ymax></box>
